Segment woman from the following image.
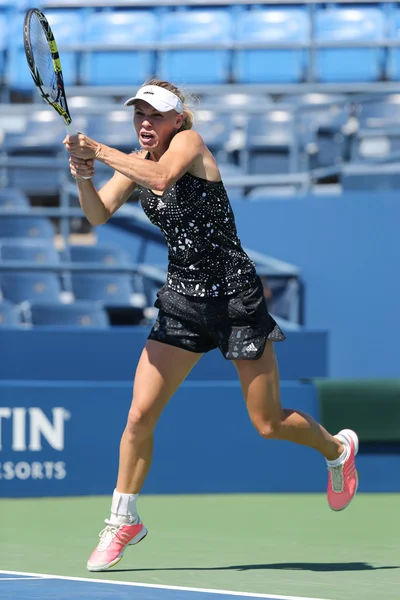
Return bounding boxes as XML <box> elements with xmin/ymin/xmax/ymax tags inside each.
<box><xmin>64</xmin><ymin>79</ymin><xmax>359</xmax><ymax>573</ymax></box>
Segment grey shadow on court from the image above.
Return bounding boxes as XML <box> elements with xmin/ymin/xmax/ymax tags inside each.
<box><xmin>111</xmin><ymin>562</ymin><xmax>400</xmax><ymax>573</ymax></box>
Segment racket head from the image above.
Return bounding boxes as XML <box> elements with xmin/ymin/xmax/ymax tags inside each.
<box><xmin>23</xmin><ymin>8</ymin><xmax>72</xmax><ymax>127</ymax></box>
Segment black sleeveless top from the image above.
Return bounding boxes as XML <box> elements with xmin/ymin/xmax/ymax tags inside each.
<box><xmin>137</xmin><ymin>169</ymin><xmax>257</xmax><ymax>298</ymax></box>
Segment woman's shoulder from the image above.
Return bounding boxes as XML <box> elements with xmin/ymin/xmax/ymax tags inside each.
<box><xmin>173</xmin><ymin>129</ymin><xmax>204</xmax><ymax>147</ymax></box>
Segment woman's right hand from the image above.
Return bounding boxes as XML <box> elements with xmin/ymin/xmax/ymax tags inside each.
<box><xmin>69</xmin><ymin>155</ymin><xmax>95</xmax><ymax>180</ymax></box>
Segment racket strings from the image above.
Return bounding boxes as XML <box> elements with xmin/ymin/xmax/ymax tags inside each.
<box><xmin>28</xmin><ymin>14</ymin><xmax>59</xmax><ymax>101</ymax></box>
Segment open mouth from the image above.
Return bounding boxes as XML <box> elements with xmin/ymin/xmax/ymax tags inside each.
<box><xmin>140</xmin><ymin>131</ymin><xmax>155</xmax><ymax>144</ymax></box>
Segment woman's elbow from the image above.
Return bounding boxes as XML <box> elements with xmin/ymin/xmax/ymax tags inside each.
<box><xmin>152</xmin><ymin>175</ymin><xmax>172</xmax><ymax>193</ymax></box>
<box><xmin>87</xmin><ymin>211</ymin><xmax>110</xmax><ymax>227</ymax></box>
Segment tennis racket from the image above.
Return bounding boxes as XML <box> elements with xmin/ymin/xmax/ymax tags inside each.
<box><xmin>23</xmin><ymin>8</ymin><xmax>76</xmax><ymax>134</ymax></box>
<box><xmin>24</xmin><ymin>7</ymin><xmax>92</xmax><ymax>182</ymax></box>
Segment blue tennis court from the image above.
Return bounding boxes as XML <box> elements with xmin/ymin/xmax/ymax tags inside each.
<box><xmin>0</xmin><ymin>572</ymin><xmax>330</xmax><ymax>600</ymax></box>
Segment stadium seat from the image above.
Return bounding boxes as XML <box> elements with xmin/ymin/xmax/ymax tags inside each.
<box><xmin>71</xmin><ymin>273</ymin><xmax>133</xmax><ymax>306</ymax></box>
<box><xmin>315</xmin><ymin>8</ymin><xmax>386</xmax><ymax>82</ymax></box>
<box><xmin>242</xmin><ymin>110</ymin><xmax>294</xmax><ymax>174</ymax></box>
<box><xmin>246</xmin><ymin>185</ymin><xmax>301</xmax><ymax>199</ymax></box>
<box><xmin>0</xmin><ymin>0</ymin><xmax>29</xmax><ymax>9</ymax></box>
<box><xmin>6</xmin><ymin>10</ymin><xmax>83</xmax><ymax>92</ymax></box>
<box><xmin>218</xmin><ymin>163</ymin><xmax>246</xmax><ymax>201</ymax></box>
<box><xmin>0</xmin><ymin>217</ymin><xmax>54</xmax><ymax>240</ymax></box>
<box><xmin>0</xmin><ymin>240</ymin><xmax>60</xmax><ymax>263</ymax></box>
<box><xmin>351</xmin><ymin>127</ymin><xmax>400</xmax><ymax>162</ymax></box>
<box><xmin>68</xmin><ymin>244</ymin><xmax>131</xmax><ymax>265</ymax></box>
<box><xmin>200</xmin><ymin>93</ymin><xmax>273</xmax><ymax>130</ymax></box>
<box><xmin>201</xmin><ymin>93</ymin><xmax>273</xmax><ymax>112</ymax></box>
<box><xmin>282</xmin><ymin>93</ymin><xmax>351</xmax><ymax>168</ymax></box>
<box><xmin>0</xmin><ymin>15</ymin><xmax>6</xmax><ymax>80</ymax></box>
<box><xmin>387</xmin><ymin>11</ymin><xmax>400</xmax><ymax>81</ymax></box>
<box><xmin>194</xmin><ymin>111</ymin><xmax>233</xmax><ymax>157</ymax></box>
<box><xmin>341</xmin><ymin>163</ymin><xmax>400</xmax><ymax>190</ymax></box>
<box><xmin>3</xmin><ymin>111</ymin><xmax>68</xmax><ymax>155</ymax></box>
<box><xmin>233</xmin><ymin>9</ymin><xmax>310</xmax><ymax>84</ymax></box>
<box><xmin>356</xmin><ymin>95</ymin><xmax>400</xmax><ymax>128</ymax></box>
<box><xmin>158</xmin><ymin>10</ymin><xmax>232</xmax><ymax>84</ymax></box>
<box><xmin>0</xmin><ymin>272</ymin><xmax>62</xmax><ymax>304</ymax></box>
<box><xmin>42</xmin><ymin>10</ymin><xmax>83</xmax><ymax>86</ymax></box>
<box><xmin>80</xmin><ymin>11</ymin><xmax>157</xmax><ymax>86</ymax></box>
<box><xmin>0</xmin><ymin>299</ymin><xmax>20</xmax><ymax>327</ymax></box>
<box><xmin>0</xmin><ymin>188</ymin><xmax>29</xmax><ymax>208</ymax></box>
<box><xmin>85</xmin><ymin>111</ymin><xmax>137</xmax><ymax>153</ymax></box>
<box><xmin>27</xmin><ymin>301</ymin><xmax>110</xmax><ymax>328</ymax></box>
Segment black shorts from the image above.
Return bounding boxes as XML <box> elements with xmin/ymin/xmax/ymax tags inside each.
<box><xmin>148</xmin><ymin>276</ymin><xmax>286</xmax><ymax>360</ymax></box>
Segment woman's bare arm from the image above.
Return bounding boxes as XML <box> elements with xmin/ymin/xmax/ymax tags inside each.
<box><xmin>70</xmin><ymin>153</ymin><xmax>146</xmax><ymax>226</ymax></box>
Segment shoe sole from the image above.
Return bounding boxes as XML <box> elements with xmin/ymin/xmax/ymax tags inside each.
<box><xmin>86</xmin><ymin>527</ymin><xmax>148</xmax><ymax>572</ymax></box>
<box><xmin>329</xmin><ymin>428</ymin><xmax>359</xmax><ymax>512</ymax></box>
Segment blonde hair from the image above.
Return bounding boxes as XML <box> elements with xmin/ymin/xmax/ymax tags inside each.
<box><xmin>143</xmin><ymin>78</ymin><xmax>195</xmax><ymax>132</ymax></box>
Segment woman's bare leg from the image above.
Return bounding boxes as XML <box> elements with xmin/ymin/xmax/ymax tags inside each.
<box><xmin>116</xmin><ymin>340</ymin><xmax>202</xmax><ymax>494</ymax></box>
<box><xmin>233</xmin><ymin>341</ymin><xmax>343</xmax><ymax>461</ymax></box>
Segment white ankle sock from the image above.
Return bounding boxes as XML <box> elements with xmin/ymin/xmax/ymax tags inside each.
<box><xmin>109</xmin><ymin>489</ymin><xmax>139</xmax><ymax>525</ymax></box>
<box><xmin>327</xmin><ymin>436</ymin><xmax>349</xmax><ymax>467</ymax></box>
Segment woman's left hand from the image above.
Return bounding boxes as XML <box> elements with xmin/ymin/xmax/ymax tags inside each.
<box><xmin>63</xmin><ymin>133</ymin><xmax>100</xmax><ymax>160</ymax></box>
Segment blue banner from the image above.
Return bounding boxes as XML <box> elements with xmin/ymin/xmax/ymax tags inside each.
<box><xmin>1</xmin><ymin>380</ymin><xmax>397</xmax><ymax>497</ymax></box>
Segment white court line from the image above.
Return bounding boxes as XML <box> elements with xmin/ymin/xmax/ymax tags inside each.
<box><xmin>0</xmin><ymin>570</ymin><xmax>333</xmax><ymax>600</ymax></box>
<box><xmin>0</xmin><ymin>577</ymin><xmax>43</xmax><ymax>581</ymax></box>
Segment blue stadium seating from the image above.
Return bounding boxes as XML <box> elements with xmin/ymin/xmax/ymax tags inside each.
<box><xmin>341</xmin><ymin>162</ymin><xmax>400</xmax><ymax>190</ymax></box>
<box><xmin>85</xmin><ymin>111</ymin><xmax>137</xmax><ymax>153</ymax></box>
<box><xmin>43</xmin><ymin>10</ymin><xmax>83</xmax><ymax>86</ymax></box>
<box><xmin>233</xmin><ymin>9</ymin><xmax>310</xmax><ymax>84</ymax></box>
<box><xmin>3</xmin><ymin>110</ymin><xmax>67</xmax><ymax>155</ymax></box>
<box><xmin>201</xmin><ymin>92</ymin><xmax>273</xmax><ymax>115</ymax></box>
<box><xmin>80</xmin><ymin>11</ymin><xmax>157</xmax><ymax>86</ymax></box>
<box><xmin>68</xmin><ymin>244</ymin><xmax>131</xmax><ymax>265</ymax></box>
<box><xmin>158</xmin><ymin>10</ymin><xmax>232</xmax><ymax>84</ymax></box>
<box><xmin>387</xmin><ymin>10</ymin><xmax>400</xmax><ymax>81</ymax></box>
<box><xmin>0</xmin><ymin>0</ymin><xmax>31</xmax><ymax>10</ymax></box>
<box><xmin>282</xmin><ymin>93</ymin><xmax>351</xmax><ymax>167</ymax></box>
<box><xmin>0</xmin><ymin>217</ymin><xmax>54</xmax><ymax>240</ymax></box>
<box><xmin>0</xmin><ymin>299</ymin><xmax>20</xmax><ymax>327</ymax></box>
<box><xmin>0</xmin><ymin>240</ymin><xmax>60</xmax><ymax>263</ymax></box>
<box><xmin>71</xmin><ymin>273</ymin><xmax>133</xmax><ymax>306</ymax></box>
<box><xmin>0</xmin><ymin>14</ymin><xmax>6</xmax><ymax>80</ymax></box>
<box><xmin>0</xmin><ymin>272</ymin><xmax>62</xmax><ymax>304</ymax></box>
<box><xmin>0</xmin><ymin>189</ymin><xmax>29</xmax><ymax>208</ymax></box>
<box><xmin>6</xmin><ymin>10</ymin><xmax>83</xmax><ymax>92</ymax></box>
<box><xmin>6</xmin><ymin>13</ymin><xmax>35</xmax><ymax>92</ymax></box>
<box><xmin>194</xmin><ymin>112</ymin><xmax>233</xmax><ymax>156</ymax></box>
<box><xmin>243</xmin><ymin>110</ymin><xmax>294</xmax><ymax>174</ymax></box>
<box><xmin>315</xmin><ymin>8</ymin><xmax>386</xmax><ymax>82</ymax></box>
<box><xmin>27</xmin><ymin>301</ymin><xmax>110</xmax><ymax>328</ymax></box>
<box><xmin>356</xmin><ymin>95</ymin><xmax>400</xmax><ymax>128</ymax></box>
<box><xmin>218</xmin><ymin>163</ymin><xmax>246</xmax><ymax>201</ymax></box>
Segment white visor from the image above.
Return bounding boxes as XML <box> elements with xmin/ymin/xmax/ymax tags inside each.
<box><xmin>124</xmin><ymin>85</ymin><xmax>184</xmax><ymax>114</ymax></box>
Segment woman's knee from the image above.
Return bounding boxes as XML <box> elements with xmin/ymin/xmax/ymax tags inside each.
<box><xmin>250</xmin><ymin>413</ymin><xmax>285</xmax><ymax>439</ymax></box>
<box><xmin>125</xmin><ymin>403</ymin><xmax>157</xmax><ymax>441</ymax></box>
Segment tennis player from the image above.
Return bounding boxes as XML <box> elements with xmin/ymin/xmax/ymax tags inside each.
<box><xmin>64</xmin><ymin>79</ymin><xmax>359</xmax><ymax>572</ymax></box>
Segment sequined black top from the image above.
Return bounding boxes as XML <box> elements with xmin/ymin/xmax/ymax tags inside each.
<box><xmin>137</xmin><ymin>171</ymin><xmax>257</xmax><ymax>297</ymax></box>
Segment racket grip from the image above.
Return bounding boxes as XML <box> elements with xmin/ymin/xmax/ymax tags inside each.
<box><xmin>65</xmin><ymin>123</ymin><xmax>78</xmax><ymax>136</ymax></box>
<box><xmin>65</xmin><ymin>123</ymin><xmax>92</xmax><ymax>180</ymax></box>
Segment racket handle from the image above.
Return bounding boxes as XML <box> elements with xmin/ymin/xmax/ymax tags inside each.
<box><xmin>65</xmin><ymin>123</ymin><xmax>92</xmax><ymax>180</ymax></box>
<box><xmin>65</xmin><ymin>123</ymin><xmax>78</xmax><ymax>136</ymax></box>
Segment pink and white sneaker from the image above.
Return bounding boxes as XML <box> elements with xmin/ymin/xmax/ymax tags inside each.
<box><xmin>327</xmin><ymin>429</ymin><xmax>359</xmax><ymax>511</ymax></box>
<box><xmin>87</xmin><ymin>518</ymin><xmax>148</xmax><ymax>572</ymax></box>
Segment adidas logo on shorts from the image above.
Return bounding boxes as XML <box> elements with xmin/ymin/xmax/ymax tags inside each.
<box><xmin>245</xmin><ymin>342</ymin><xmax>258</xmax><ymax>353</ymax></box>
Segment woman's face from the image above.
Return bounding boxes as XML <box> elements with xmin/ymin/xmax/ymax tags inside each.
<box><xmin>133</xmin><ymin>100</ymin><xmax>183</xmax><ymax>150</ymax></box>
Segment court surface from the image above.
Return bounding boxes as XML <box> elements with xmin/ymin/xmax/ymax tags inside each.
<box><xmin>1</xmin><ymin>494</ymin><xmax>399</xmax><ymax>600</ymax></box>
